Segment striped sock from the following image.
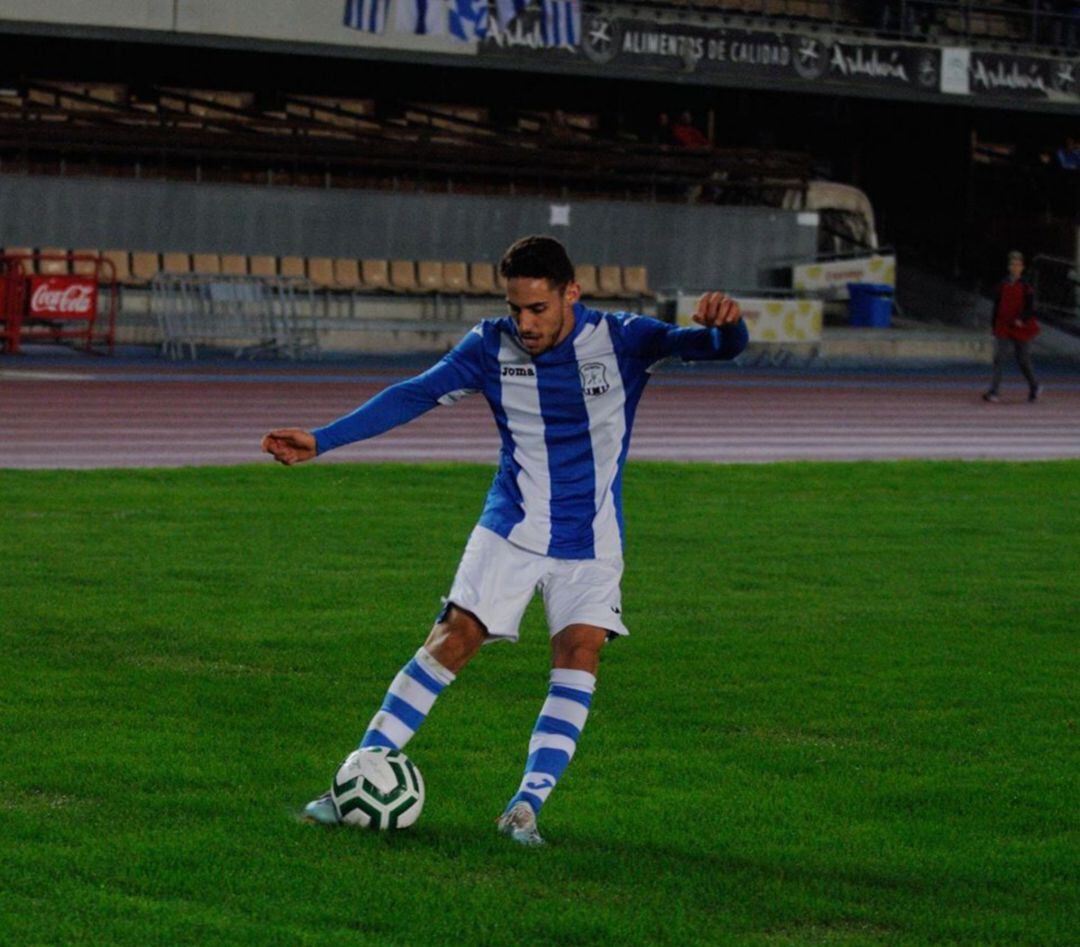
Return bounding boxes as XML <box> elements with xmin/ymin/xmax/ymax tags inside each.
<box><xmin>506</xmin><ymin>668</ymin><xmax>596</xmax><ymax>814</ymax></box>
<box><xmin>359</xmin><ymin>647</ymin><xmax>456</xmax><ymax>750</ymax></box>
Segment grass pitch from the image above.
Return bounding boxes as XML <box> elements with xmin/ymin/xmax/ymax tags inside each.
<box><xmin>1</xmin><ymin>461</ymin><xmax>1077</xmax><ymax>945</ymax></box>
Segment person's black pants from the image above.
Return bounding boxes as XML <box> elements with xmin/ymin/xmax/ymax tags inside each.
<box><xmin>989</xmin><ymin>337</ymin><xmax>1038</xmax><ymax>392</ymax></box>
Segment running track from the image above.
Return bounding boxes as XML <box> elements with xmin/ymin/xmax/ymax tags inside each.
<box><xmin>2</xmin><ymin>363</ymin><xmax>1078</xmax><ymax>468</ymax></box>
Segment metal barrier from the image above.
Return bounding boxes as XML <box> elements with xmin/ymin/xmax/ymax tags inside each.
<box><xmin>1032</xmin><ymin>255</ymin><xmax>1079</xmax><ymax>326</ymax></box>
<box><xmin>151</xmin><ymin>273</ymin><xmax>319</xmax><ymax>360</ymax></box>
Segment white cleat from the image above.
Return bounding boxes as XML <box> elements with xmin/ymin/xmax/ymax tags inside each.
<box><xmin>299</xmin><ymin>791</ymin><xmax>340</xmax><ymax>826</ymax></box>
<box><xmin>496</xmin><ymin>801</ymin><xmax>545</xmax><ymax>846</ymax></box>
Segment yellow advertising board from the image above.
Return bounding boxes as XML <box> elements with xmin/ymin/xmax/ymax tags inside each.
<box><xmin>792</xmin><ymin>255</ymin><xmax>896</xmax><ymax>298</ymax></box>
<box><xmin>675</xmin><ymin>295</ymin><xmax>823</xmax><ymax>343</ymax></box>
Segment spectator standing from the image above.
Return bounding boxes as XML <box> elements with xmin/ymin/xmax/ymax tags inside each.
<box><xmin>983</xmin><ymin>251</ymin><xmax>1042</xmax><ymax>403</ymax></box>
<box><xmin>670</xmin><ymin>111</ymin><xmax>710</xmax><ymax>149</ymax></box>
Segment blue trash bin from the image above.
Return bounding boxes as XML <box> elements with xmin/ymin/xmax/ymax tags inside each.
<box><xmin>847</xmin><ymin>282</ymin><xmax>893</xmax><ymax>328</ymax></box>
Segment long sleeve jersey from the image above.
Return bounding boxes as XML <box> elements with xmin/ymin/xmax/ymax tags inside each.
<box><xmin>314</xmin><ymin>302</ymin><xmax>749</xmax><ymax>559</ymax></box>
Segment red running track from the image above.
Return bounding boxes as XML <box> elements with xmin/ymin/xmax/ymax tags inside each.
<box><xmin>2</xmin><ymin>364</ymin><xmax>1078</xmax><ymax>469</ymax></box>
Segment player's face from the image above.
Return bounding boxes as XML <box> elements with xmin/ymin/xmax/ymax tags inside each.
<box><xmin>506</xmin><ymin>277</ymin><xmax>581</xmax><ymax>356</ymax></box>
<box><xmin>1008</xmin><ymin>259</ymin><xmax>1024</xmax><ymax>280</ymax></box>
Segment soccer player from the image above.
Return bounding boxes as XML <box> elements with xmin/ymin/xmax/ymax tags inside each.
<box><xmin>262</xmin><ymin>236</ymin><xmax>747</xmax><ymax>845</ymax></box>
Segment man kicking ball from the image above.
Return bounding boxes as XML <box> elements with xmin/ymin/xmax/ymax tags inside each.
<box><xmin>262</xmin><ymin>235</ymin><xmax>746</xmax><ymax>844</ymax></box>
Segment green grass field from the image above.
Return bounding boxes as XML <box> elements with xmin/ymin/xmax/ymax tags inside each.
<box><xmin>1</xmin><ymin>461</ymin><xmax>1077</xmax><ymax>945</ymax></box>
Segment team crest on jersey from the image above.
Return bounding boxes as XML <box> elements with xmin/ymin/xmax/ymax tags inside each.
<box><xmin>579</xmin><ymin>362</ymin><xmax>610</xmax><ymax>396</ymax></box>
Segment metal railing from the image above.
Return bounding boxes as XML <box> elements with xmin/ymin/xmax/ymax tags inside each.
<box><xmin>1032</xmin><ymin>254</ymin><xmax>1079</xmax><ymax>324</ymax></box>
<box><xmin>151</xmin><ymin>273</ymin><xmax>319</xmax><ymax>360</ymax></box>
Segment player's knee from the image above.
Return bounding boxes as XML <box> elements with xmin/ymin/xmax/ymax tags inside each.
<box><xmin>423</xmin><ymin>605</ymin><xmax>486</xmax><ymax>672</ymax></box>
<box><xmin>551</xmin><ymin>625</ymin><xmax>606</xmax><ymax>672</ymax></box>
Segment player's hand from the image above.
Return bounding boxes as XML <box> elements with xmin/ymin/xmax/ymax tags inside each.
<box><xmin>692</xmin><ymin>291</ymin><xmax>741</xmax><ymax>328</ymax></box>
<box><xmin>261</xmin><ymin>428</ymin><xmax>317</xmax><ymax>466</ymax></box>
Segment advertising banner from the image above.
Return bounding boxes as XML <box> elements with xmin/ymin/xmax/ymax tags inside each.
<box><xmin>28</xmin><ymin>275</ymin><xmax>98</xmax><ymax>320</ymax></box>
<box><xmin>792</xmin><ymin>255</ymin><xmax>896</xmax><ymax>299</ymax></box>
<box><xmin>674</xmin><ymin>293</ymin><xmax>823</xmax><ymax>343</ymax></box>
<box><xmin>481</xmin><ymin>13</ymin><xmax>1078</xmax><ymax>107</ymax></box>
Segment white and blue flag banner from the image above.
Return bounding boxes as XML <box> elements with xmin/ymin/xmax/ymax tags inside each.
<box><xmin>343</xmin><ymin>0</ymin><xmax>390</xmax><ymax>33</ymax></box>
<box><xmin>495</xmin><ymin>0</ymin><xmax>532</xmax><ymax>27</ymax></box>
<box><xmin>395</xmin><ymin>0</ymin><xmax>448</xmax><ymax>36</ymax></box>
<box><xmin>448</xmin><ymin>0</ymin><xmax>490</xmax><ymax>40</ymax></box>
<box><xmin>539</xmin><ymin>0</ymin><xmax>580</xmax><ymax>48</ymax></box>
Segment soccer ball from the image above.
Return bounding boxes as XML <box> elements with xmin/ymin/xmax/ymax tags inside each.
<box><xmin>330</xmin><ymin>747</ymin><xmax>425</xmax><ymax>830</ymax></box>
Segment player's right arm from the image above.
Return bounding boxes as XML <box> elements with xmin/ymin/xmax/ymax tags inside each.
<box><xmin>261</xmin><ymin>327</ymin><xmax>486</xmax><ymax>466</ymax></box>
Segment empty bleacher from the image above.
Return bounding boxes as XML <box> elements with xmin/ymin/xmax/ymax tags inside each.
<box><xmin>1</xmin><ymin>245</ymin><xmax>656</xmax><ymax>357</ymax></box>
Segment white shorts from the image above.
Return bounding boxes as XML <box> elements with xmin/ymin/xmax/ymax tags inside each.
<box><xmin>444</xmin><ymin>526</ymin><xmax>629</xmax><ymax>643</ymax></box>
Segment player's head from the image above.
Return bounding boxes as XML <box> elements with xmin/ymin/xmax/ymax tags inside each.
<box><xmin>1007</xmin><ymin>250</ymin><xmax>1024</xmax><ymax>280</ymax></box>
<box><xmin>499</xmin><ymin>235</ymin><xmax>580</xmax><ymax>356</ymax></box>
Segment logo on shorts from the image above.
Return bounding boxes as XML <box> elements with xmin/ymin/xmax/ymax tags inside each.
<box><xmin>610</xmin><ymin>605</ymin><xmax>621</xmax><ymax>614</ymax></box>
<box><xmin>579</xmin><ymin>362</ymin><xmax>610</xmax><ymax>396</ymax></box>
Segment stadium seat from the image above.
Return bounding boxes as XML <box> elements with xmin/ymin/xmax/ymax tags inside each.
<box><xmin>71</xmin><ymin>249</ymin><xmax>101</xmax><ymax>277</ymax></box>
<box><xmin>575</xmin><ymin>264</ymin><xmax>599</xmax><ymax>297</ymax></box>
<box><xmin>100</xmin><ymin>250</ymin><xmax>134</xmax><ymax>284</ymax></box>
<box><xmin>333</xmin><ymin>258</ymin><xmax>362</xmax><ymax>290</ymax></box>
<box><xmin>417</xmin><ymin>260</ymin><xmax>443</xmax><ymax>294</ymax></box>
<box><xmin>598</xmin><ymin>265</ymin><xmax>626</xmax><ymax>298</ymax></box>
<box><xmin>279</xmin><ymin>256</ymin><xmax>306</xmax><ymax>279</ymax></box>
<box><xmin>361</xmin><ymin>259</ymin><xmax>392</xmax><ymax>291</ymax></box>
<box><xmin>307</xmin><ymin>256</ymin><xmax>335</xmax><ymax>288</ymax></box>
<box><xmin>3</xmin><ymin>247</ymin><xmax>35</xmax><ymax>272</ymax></box>
<box><xmin>441</xmin><ymin>261</ymin><xmax>469</xmax><ymax>294</ymax></box>
<box><xmin>622</xmin><ymin>266</ymin><xmax>653</xmax><ymax>299</ymax></box>
<box><xmin>162</xmin><ymin>252</ymin><xmax>192</xmax><ymax>275</ymax></box>
<box><xmin>248</xmin><ymin>255</ymin><xmax>277</xmax><ymax>278</ymax></box>
<box><xmin>38</xmin><ymin>247</ymin><xmax>70</xmax><ymax>275</ymax></box>
<box><xmin>192</xmin><ymin>253</ymin><xmax>221</xmax><ymax>275</ymax></box>
<box><xmin>130</xmin><ymin>251</ymin><xmax>161</xmax><ymax>285</ymax></box>
<box><xmin>220</xmin><ymin>254</ymin><xmax>247</xmax><ymax>276</ymax></box>
<box><xmin>390</xmin><ymin>259</ymin><xmax>420</xmax><ymax>293</ymax></box>
<box><xmin>467</xmin><ymin>262</ymin><xmax>498</xmax><ymax>296</ymax></box>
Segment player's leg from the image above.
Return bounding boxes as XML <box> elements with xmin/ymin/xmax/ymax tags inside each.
<box><xmin>302</xmin><ymin>608</ymin><xmax>483</xmax><ymax>825</ymax></box>
<box><xmin>304</xmin><ymin>526</ymin><xmax>539</xmax><ymax>825</ymax></box>
<box><xmin>360</xmin><ymin>525</ymin><xmax>540</xmax><ymax>753</ymax></box>
<box><xmin>357</xmin><ymin>606</ymin><xmax>485</xmax><ymax>750</ymax></box>
<box><xmin>498</xmin><ymin>556</ymin><xmax>628</xmax><ymax>844</ymax></box>
<box><xmin>1013</xmin><ymin>340</ymin><xmax>1040</xmax><ymax>399</ymax></box>
<box><xmin>985</xmin><ymin>337</ymin><xmax>1007</xmax><ymax>400</ymax></box>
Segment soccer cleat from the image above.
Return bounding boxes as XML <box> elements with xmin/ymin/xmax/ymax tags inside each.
<box><xmin>1028</xmin><ymin>384</ymin><xmax>1042</xmax><ymax>402</ymax></box>
<box><xmin>300</xmin><ymin>791</ymin><xmax>340</xmax><ymax>826</ymax></box>
<box><xmin>496</xmin><ymin>801</ymin><xmax>544</xmax><ymax>846</ymax></box>
<box><xmin>982</xmin><ymin>391</ymin><xmax>1000</xmax><ymax>403</ymax></box>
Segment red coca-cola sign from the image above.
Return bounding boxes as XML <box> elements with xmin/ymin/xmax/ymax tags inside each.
<box><xmin>28</xmin><ymin>276</ymin><xmax>98</xmax><ymax>319</ymax></box>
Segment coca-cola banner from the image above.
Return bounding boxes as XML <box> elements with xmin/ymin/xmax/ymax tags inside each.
<box><xmin>28</xmin><ymin>275</ymin><xmax>98</xmax><ymax>320</ymax></box>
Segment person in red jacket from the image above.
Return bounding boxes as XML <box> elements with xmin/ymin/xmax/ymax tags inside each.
<box><xmin>983</xmin><ymin>251</ymin><xmax>1041</xmax><ymax>403</ymax></box>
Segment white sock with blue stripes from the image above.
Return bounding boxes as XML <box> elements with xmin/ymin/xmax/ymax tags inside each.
<box><xmin>506</xmin><ymin>668</ymin><xmax>596</xmax><ymax>814</ymax></box>
<box><xmin>360</xmin><ymin>647</ymin><xmax>456</xmax><ymax>750</ymax></box>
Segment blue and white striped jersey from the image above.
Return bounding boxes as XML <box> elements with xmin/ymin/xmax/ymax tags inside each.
<box><xmin>314</xmin><ymin>303</ymin><xmax>748</xmax><ymax>559</ymax></box>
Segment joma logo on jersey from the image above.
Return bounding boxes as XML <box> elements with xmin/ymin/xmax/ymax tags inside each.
<box><xmin>579</xmin><ymin>362</ymin><xmax>610</xmax><ymax>396</ymax></box>
<box><xmin>501</xmin><ymin>365</ymin><xmax>536</xmax><ymax>377</ymax></box>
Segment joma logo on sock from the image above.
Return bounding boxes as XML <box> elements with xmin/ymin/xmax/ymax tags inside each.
<box><xmin>502</xmin><ymin>365</ymin><xmax>536</xmax><ymax>377</ymax></box>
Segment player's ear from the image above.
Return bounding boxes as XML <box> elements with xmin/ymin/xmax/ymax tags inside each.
<box><xmin>563</xmin><ymin>281</ymin><xmax>581</xmax><ymax>304</ymax></box>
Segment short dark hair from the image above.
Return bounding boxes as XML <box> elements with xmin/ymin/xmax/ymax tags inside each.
<box><xmin>499</xmin><ymin>235</ymin><xmax>575</xmax><ymax>288</ymax></box>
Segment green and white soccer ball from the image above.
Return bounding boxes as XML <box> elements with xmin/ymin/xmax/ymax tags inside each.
<box><xmin>330</xmin><ymin>747</ymin><xmax>425</xmax><ymax>830</ymax></box>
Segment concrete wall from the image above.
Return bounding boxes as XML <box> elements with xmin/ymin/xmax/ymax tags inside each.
<box><xmin>0</xmin><ymin>174</ymin><xmax>816</xmax><ymax>291</ymax></box>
